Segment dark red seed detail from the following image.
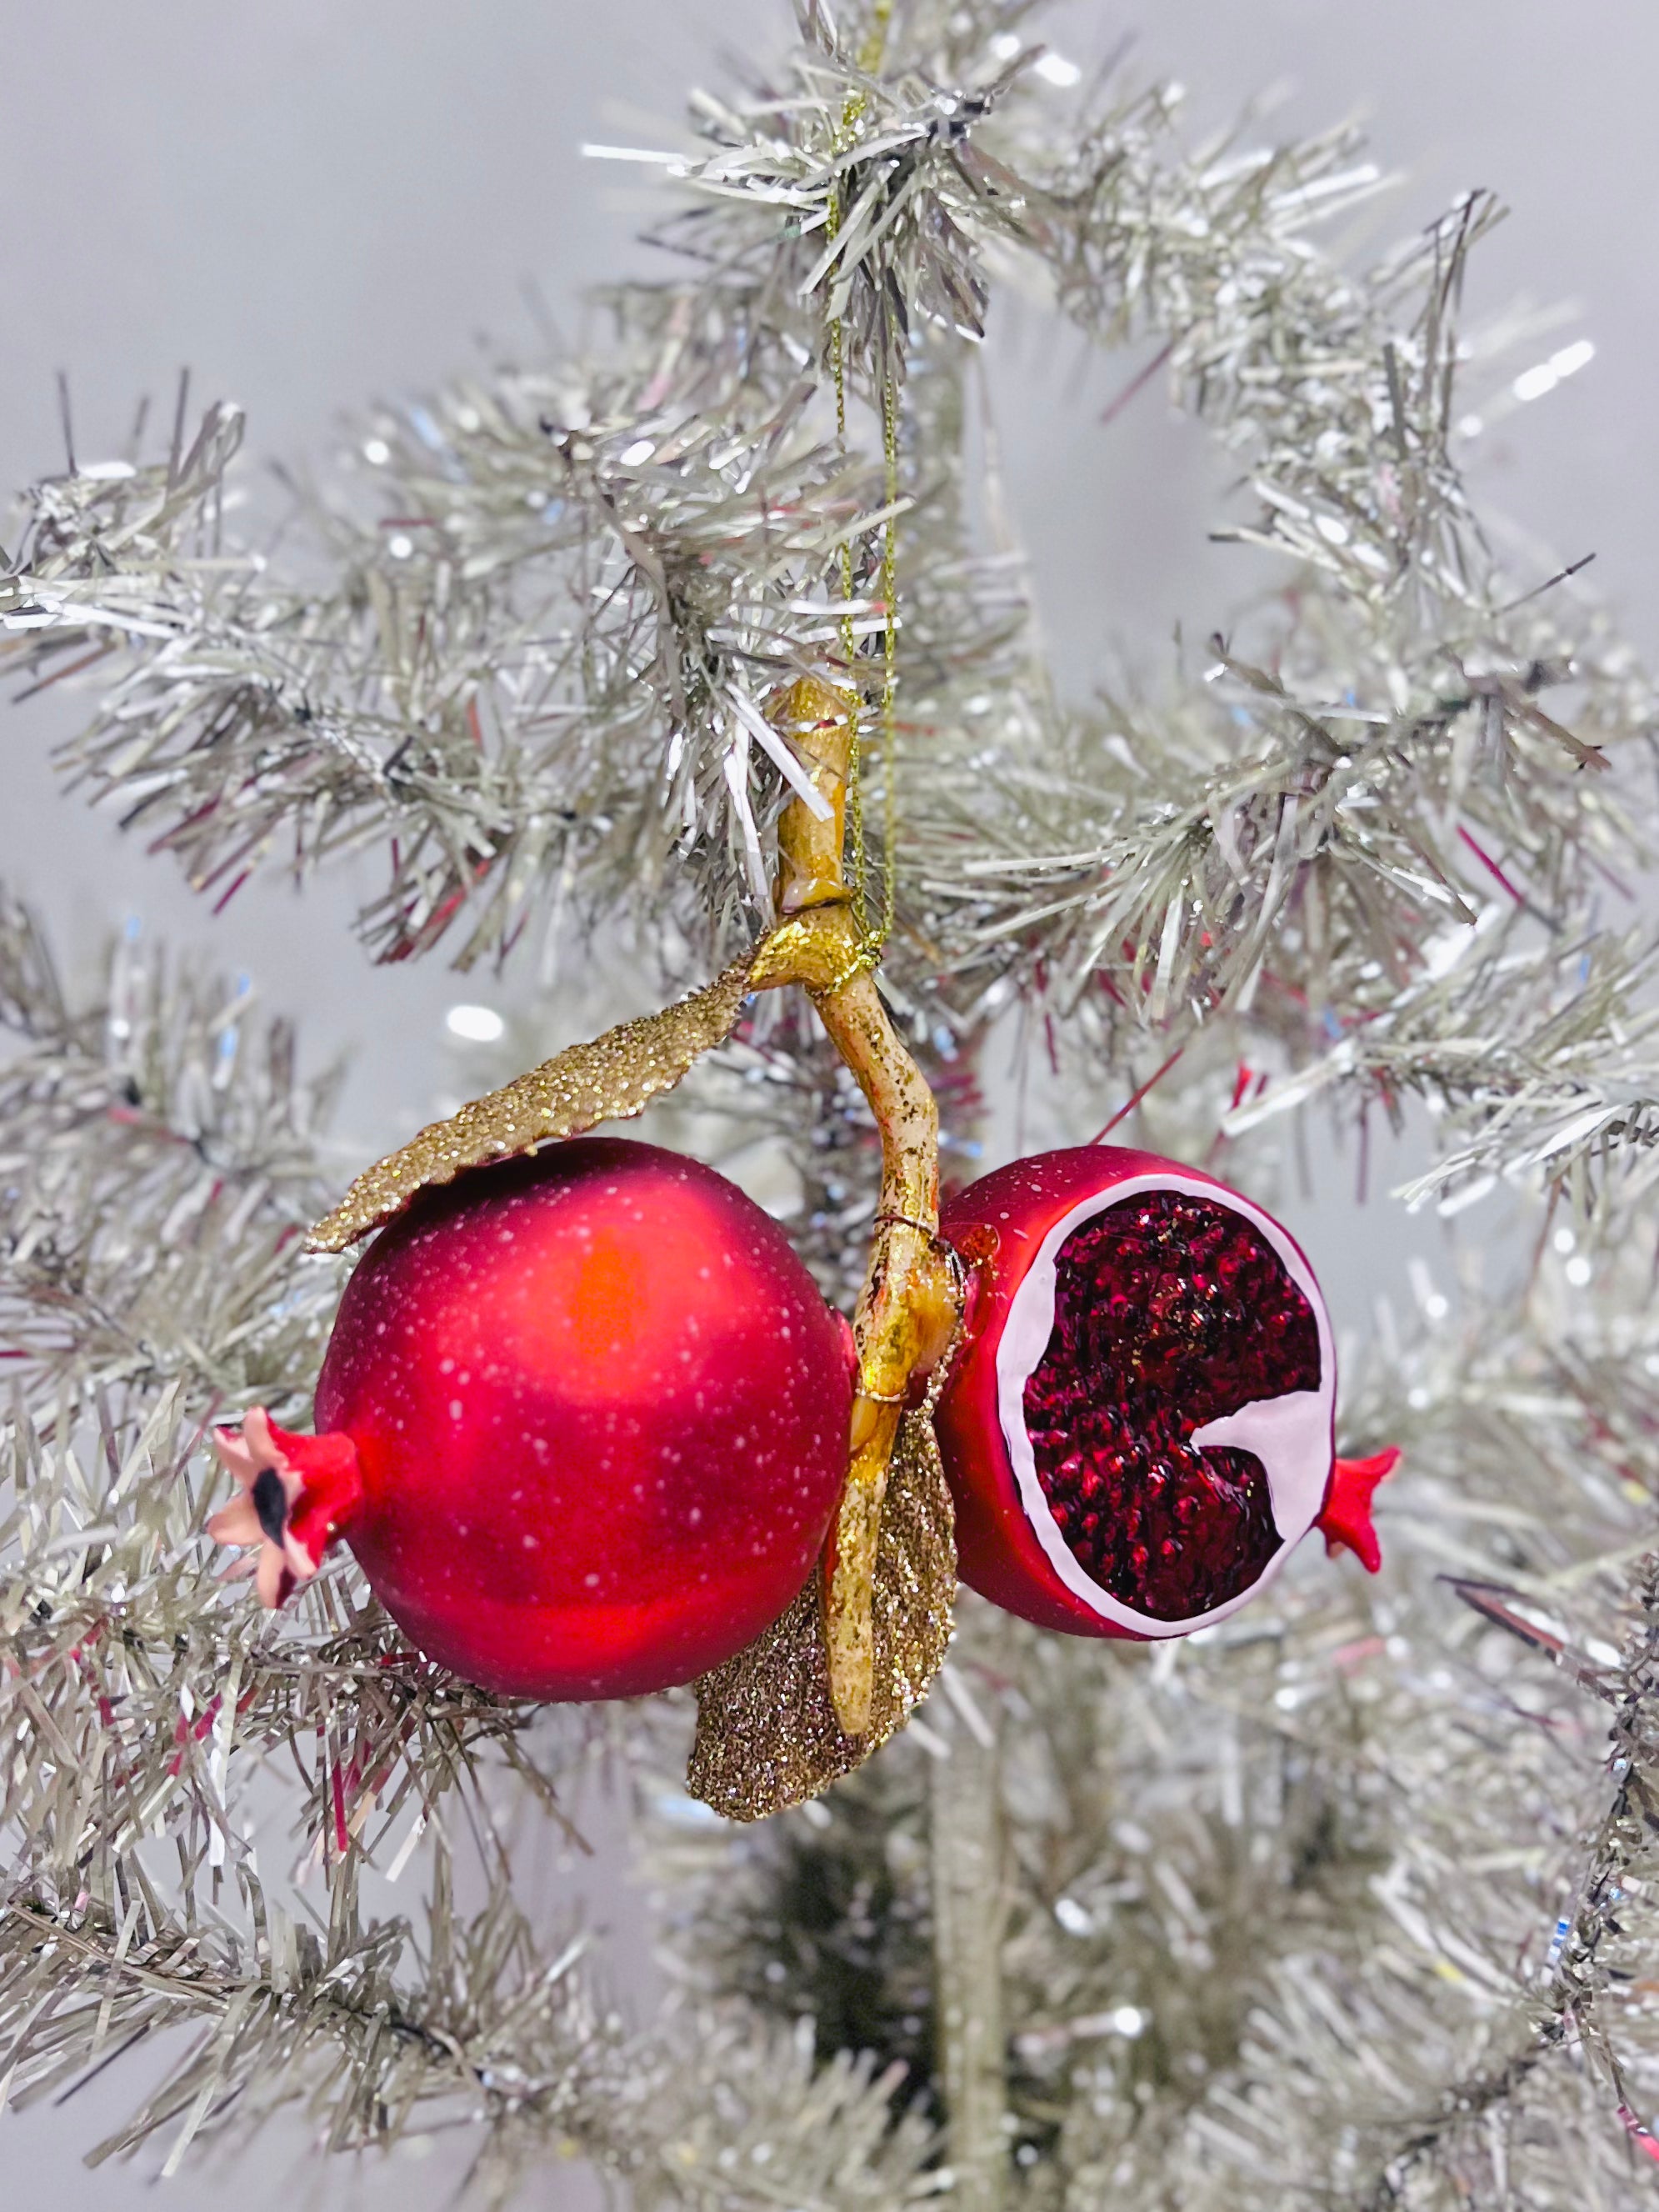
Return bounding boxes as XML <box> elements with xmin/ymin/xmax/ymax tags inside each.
<box><xmin>1022</xmin><ymin>1192</ymin><xmax>1321</xmax><ymax>1620</ymax></box>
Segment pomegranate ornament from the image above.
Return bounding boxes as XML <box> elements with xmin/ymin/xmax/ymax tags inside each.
<box><xmin>934</xmin><ymin>1146</ymin><xmax>1397</xmax><ymax>1640</ymax></box>
<box><xmin>204</xmin><ymin>673</ymin><xmax>1396</xmax><ymax>1819</ymax></box>
<box><xmin>207</xmin><ymin>677</ymin><xmax>962</xmax><ymax>1817</ymax></box>
<box><xmin>210</xmin><ymin>1138</ymin><xmax>856</xmax><ymax>1700</ymax></box>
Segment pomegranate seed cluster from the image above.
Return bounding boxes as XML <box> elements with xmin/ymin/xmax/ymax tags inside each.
<box><xmin>1022</xmin><ymin>1192</ymin><xmax>1322</xmax><ymax>1619</ymax></box>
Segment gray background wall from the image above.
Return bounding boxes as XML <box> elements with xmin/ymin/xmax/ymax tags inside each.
<box><xmin>2</xmin><ymin>3</ymin><xmax>1652</xmax><ymax>2204</ymax></box>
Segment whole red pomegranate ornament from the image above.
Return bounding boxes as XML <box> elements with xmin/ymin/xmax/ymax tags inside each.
<box><xmin>210</xmin><ymin>1138</ymin><xmax>855</xmax><ymax>1699</ymax></box>
<box><xmin>934</xmin><ymin>1146</ymin><xmax>1396</xmax><ymax>1640</ymax></box>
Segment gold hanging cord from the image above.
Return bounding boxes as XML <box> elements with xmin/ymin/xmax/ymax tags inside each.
<box><xmin>824</xmin><ymin>0</ymin><xmax>901</xmax><ymax>961</ymax></box>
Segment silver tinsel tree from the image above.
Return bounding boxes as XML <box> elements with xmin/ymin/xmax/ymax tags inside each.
<box><xmin>5</xmin><ymin>2</ymin><xmax>1659</xmax><ymax>2203</ymax></box>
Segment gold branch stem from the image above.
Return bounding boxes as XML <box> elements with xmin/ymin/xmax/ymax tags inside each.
<box><xmin>752</xmin><ymin>677</ymin><xmax>957</xmax><ymax>1735</ymax></box>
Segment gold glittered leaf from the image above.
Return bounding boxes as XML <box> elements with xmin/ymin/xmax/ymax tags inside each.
<box><xmin>687</xmin><ymin>1407</ymin><xmax>956</xmax><ymax>1822</ymax></box>
<box><xmin>308</xmin><ymin>958</ymin><xmax>754</xmax><ymax>1252</ymax></box>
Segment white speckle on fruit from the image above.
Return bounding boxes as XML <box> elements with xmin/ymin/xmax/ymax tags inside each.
<box><xmin>448</xmin><ymin>1399</ymin><xmax>464</xmax><ymax>1420</ymax></box>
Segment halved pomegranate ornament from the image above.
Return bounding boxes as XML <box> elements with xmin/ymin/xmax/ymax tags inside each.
<box><xmin>211</xmin><ymin>1138</ymin><xmax>855</xmax><ymax>1700</ymax></box>
<box><xmin>935</xmin><ymin>1147</ymin><xmax>1397</xmax><ymax>1640</ymax></box>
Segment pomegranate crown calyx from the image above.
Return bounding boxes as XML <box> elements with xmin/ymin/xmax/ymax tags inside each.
<box><xmin>207</xmin><ymin>1408</ymin><xmax>362</xmax><ymax>1608</ymax></box>
<box><xmin>1316</xmin><ymin>1447</ymin><xmax>1400</xmax><ymax>1574</ymax></box>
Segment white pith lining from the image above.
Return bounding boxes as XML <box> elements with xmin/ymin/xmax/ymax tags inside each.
<box><xmin>993</xmin><ymin>1171</ymin><xmax>1336</xmax><ymax>1638</ymax></box>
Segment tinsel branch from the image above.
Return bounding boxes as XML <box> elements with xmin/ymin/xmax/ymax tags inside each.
<box><xmin>1344</xmin><ymin>1556</ymin><xmax>1659</xmax><ymax>2206</ymax></box>
<box><xmin>3</xmin><ymin>0</ymin><xmax>1648</xmax><ymax>1141</ymax></box>
<box><xmin>1227</xmin><ymin>922</ymin><xmax>1659</xmax><ymax>1214</ymax></box>
<box><xmin>0</xmin><ymin>1882</ymin><xmax>937</xmax><ymax>2205</ymax></box>
<box><xmin>927</xmin><ymin>1687</ymin><xmax>1008</xmax><ymax>2212</ymax></box>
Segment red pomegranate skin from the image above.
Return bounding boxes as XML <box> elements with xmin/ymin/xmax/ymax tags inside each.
<box><xmin>935</xmin><ymin>1147</ymin><xmax>1333</xmax><ymax>1639</ymax></box>
<box><xmin>314</xmin><ymin>1137</ymin><xmax>855</xmax><ymax>1699</ymax></box>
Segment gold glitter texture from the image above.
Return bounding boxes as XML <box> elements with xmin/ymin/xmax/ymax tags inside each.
<box><xmin>687</xmin><ymin>1407</ymin><xmax>956</xmax><ymax>1822</ymax></box>
<box><xmin>307</xmin><ymin>960</ymin><xmax>754</xmax><ymax>1252</ymax></box>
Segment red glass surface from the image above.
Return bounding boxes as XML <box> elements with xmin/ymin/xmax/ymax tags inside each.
<box><xmin>935</xmin><ymin>1146</ymin><xmax>1333</xmax><ymax>1639</ymax></box>
<box><xmin>314</xmin><ymin>1137</ymin><xmax>854</xmax><ymax>1699</ymax></box>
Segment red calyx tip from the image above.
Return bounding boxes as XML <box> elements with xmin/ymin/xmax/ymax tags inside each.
<box><xmin>207</xmin><ymin>1408</ymin><xmax>362</xmax><ymax>1608</ymax></box>
<box><xmin>1316</xmin><ymin>1447</ymin><xmax>1400</xmax><ymax>1574</ymax></box>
